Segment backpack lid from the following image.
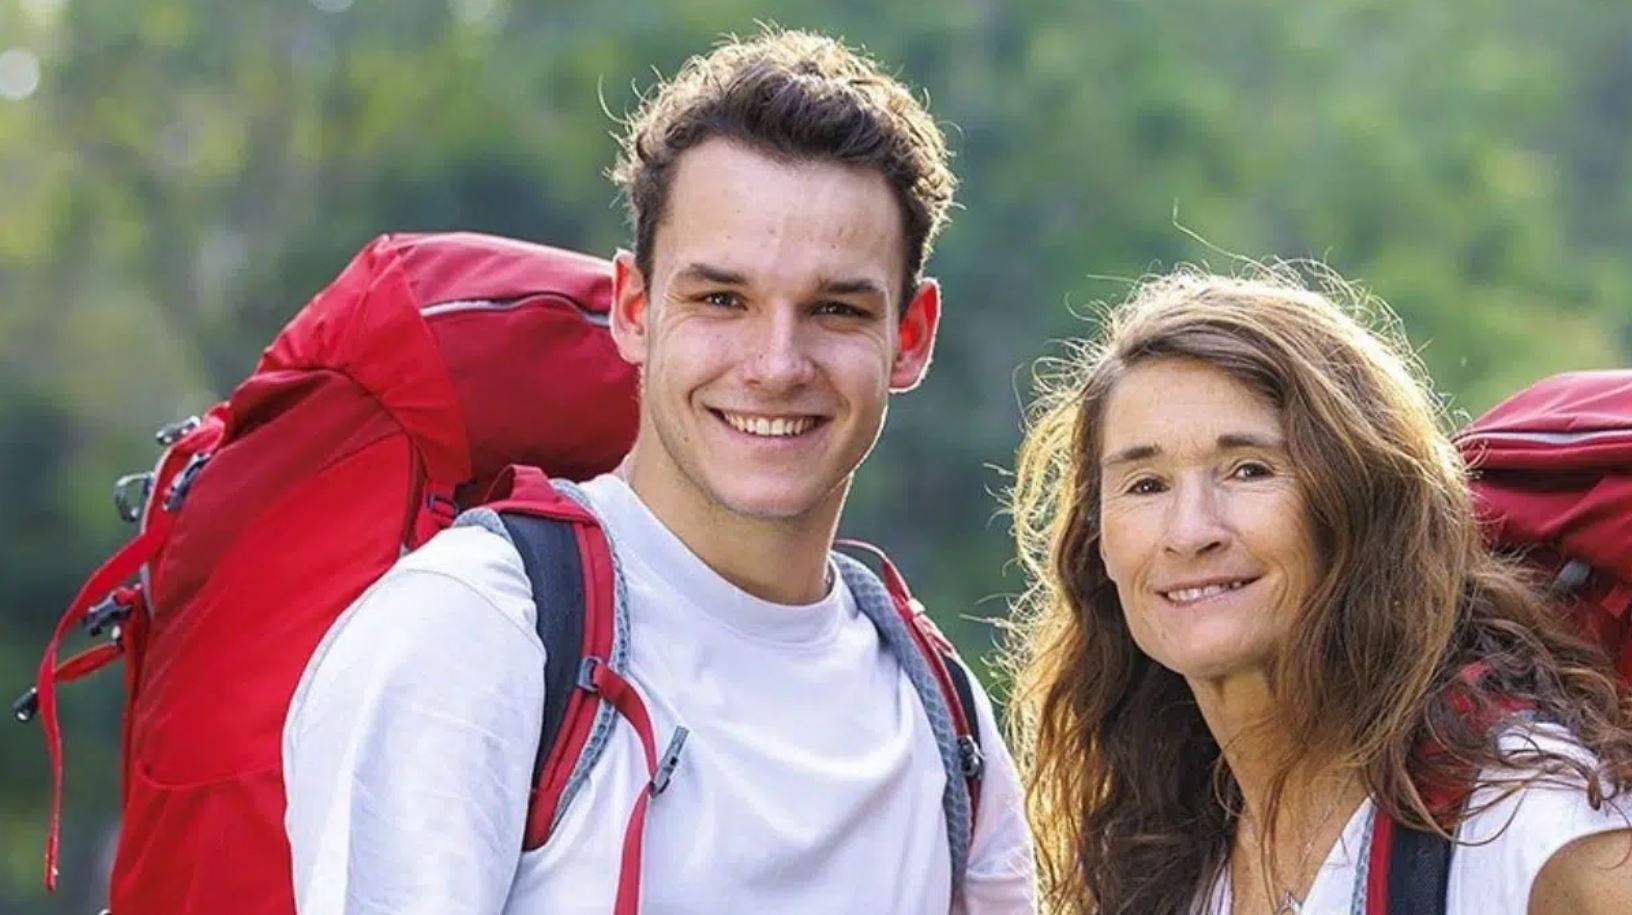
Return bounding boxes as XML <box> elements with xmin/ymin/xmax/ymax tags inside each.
<box><xmin>255</xmin><ymin>235</ymin><xmax>473</xmax><ymax>484</ymax></box>
<box><xmin>1455</xmin><ymin>370</ymin><xmax>1632</xmax><ymax>594</ymax></box>
<box><xmin>1456</xmin><ymin>370</ymin><xmax>1632</xmax><ymax>471</ymax></box>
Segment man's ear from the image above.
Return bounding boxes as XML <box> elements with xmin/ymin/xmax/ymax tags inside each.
<box><xmin>889</xmin><ymin>278</ymin><xmax>942</xmax><ymax>392</ymax></box>
<box><xmin>610</xmin><ymin>249</ymin><xmax>649</xmax><ymax>367</ymax></box>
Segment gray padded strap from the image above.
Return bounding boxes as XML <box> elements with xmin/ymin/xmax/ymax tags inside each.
<box><xmin>833</xmin><ymin>551</ymin><xmax>973</xmax><ymax>894</ymax></box>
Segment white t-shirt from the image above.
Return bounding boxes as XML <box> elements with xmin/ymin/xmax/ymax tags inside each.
<box><xmin>1197</xmin><ymin>728</ymin><xmax>1632</xmax><ymax>914</ymax></box>
<box><xmin>283</xmin><ymin>474</ymin><xmax>1036</xmax><ymax>914</ymax></box>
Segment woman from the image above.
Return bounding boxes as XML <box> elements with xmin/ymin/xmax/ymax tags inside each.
<box><xmin>1005</xmin><ymin>265</ymin><xmax>1632</xmax><ymax>914</ymax></box>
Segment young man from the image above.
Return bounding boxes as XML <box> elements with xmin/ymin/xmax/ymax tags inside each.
<box><xmin>282</xmin><ymin>29</ymin><xmax>1035</xmax><ymax>914</ymax></box>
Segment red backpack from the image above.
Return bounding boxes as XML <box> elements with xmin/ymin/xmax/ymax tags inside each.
<box><xmin>1364</xmin><ymin>369</ymin><xmax>1632</xmax><ymax>914</ymax></box>
<box><xmin>18</xmin><ymin>232</ymin><xmax>984</xmax><ymax>914</ymax></box>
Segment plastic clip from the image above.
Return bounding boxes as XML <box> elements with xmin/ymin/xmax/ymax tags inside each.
<box><xmin>113</xmin><ymin>473</ymin><xmax>154</xmax><ymax>524</ymax></box>
<box><xmin>155</xmin><ymin>416</ymin><xmax>201</xmax><ymax>447</ymax></box>
<box><xmin>957</xmin><ymin>734</ymin><xmax>984</xmax><ymax>779</ymax></box>
<box><xmin>164</xmin><ymin>451</ymin><xmax>213</xmax><ymax>512</ymax></box>
<box><xmin>11</xmin><ymin>686</ymin><xmax>37</xmax><ymax>724</ymax></box>
<box><xmin>577</xmin><ymin>656</ymin><xmax>603</xmax><ymax>693</ymax></box>
<box><xmin>650</xmin><ymin>726</ymin><xmax>689</xmax><ymax>796</ymax></box>
<box><xmin>82</xmin><ymin>591</ymin><xmax>135</xmax><ymax>638</ymax></box>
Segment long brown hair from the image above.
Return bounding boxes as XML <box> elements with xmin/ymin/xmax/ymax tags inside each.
<box><xmin>1004</xmin><ymin>264</ymin><xmax>1632</xmax><ymax>914</ymax></box>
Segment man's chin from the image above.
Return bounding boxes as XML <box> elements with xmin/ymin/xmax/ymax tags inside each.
<box><xmin>705</xmin><ymin>477</ymin><xmax>837</xmax><ymax>524</ymax></box>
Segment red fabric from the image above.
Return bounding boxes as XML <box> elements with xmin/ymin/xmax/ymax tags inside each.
<box><xmin>1454</xmin><ymin>370</ymin><xmax>1632</xmax><ymax>678</ymax></box>
<box><xmin>1369</xmin><ymin>371</ymin><xmax>1632</xmax><ymax>909</ymax></box>
<box><xmin>430</xmin><ymin>292</ymin><xmax>637</xmax><ymax>482</ymax></box>
<box><xmin>33</xmin><ymin>234</ymin><xmax>640</xmax><ymax>913</ymax></box>
<box><xmin>484</xmin><ymin>468</ymin><xmax>619</xmax><ymax>848</ymax></box>
<box><xmin>1364</xmin><ymin>810</ymin><xmax>1395</xmax><ymax>915</ymax></box>
<box><xmin>256</xmin><ymin>235</ymin><xmax>470</xmax><ymax>485</ymax></box>
<box><xmin>587</xmin><ymin>659</ymin><xmax>661</xmax><ymax>915</ymax></box>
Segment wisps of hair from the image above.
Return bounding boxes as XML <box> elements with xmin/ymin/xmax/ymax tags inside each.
<box><xmin>1002</xmin><ymin>261</ymin><xmax>1632</xmax><ymax>914</ymax></box>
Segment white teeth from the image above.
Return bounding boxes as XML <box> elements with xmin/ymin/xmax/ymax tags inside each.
<box><xmin>723</xmin><ymin>412</ymin><xmax>813</xmax><ymax>438</ymax></box>
<box><xmin>1165</xmin><ymin>580</ymin><xmax>1248</xmax><ymax>603</ymax></box>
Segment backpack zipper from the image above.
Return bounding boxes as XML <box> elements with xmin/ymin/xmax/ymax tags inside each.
<box><xmin>421</xmin><ymin>297</ymin><xmax>610</xmax><ymax>327</ymax></box>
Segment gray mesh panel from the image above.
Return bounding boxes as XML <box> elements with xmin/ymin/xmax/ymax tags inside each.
<box><xmin>833</xmin><ymin>552</ymin><xmax>973</xmax><ymax>895</ymax></box>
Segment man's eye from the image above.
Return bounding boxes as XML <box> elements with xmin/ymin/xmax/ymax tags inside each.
<box><xmin>701</xmin><ymin>291</ymin><xmax>741</xmax><ymax>307</ymax></box>
<box><xmin>813</xmin><ymin>301</ymin><xmax>867</xmax><ymax>318</ymax></box>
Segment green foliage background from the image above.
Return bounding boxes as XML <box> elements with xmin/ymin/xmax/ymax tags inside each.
<box><xmin>1</xmin><ymin>0</ymin><xmax>1628</xmax><ymax>909</ymax></box>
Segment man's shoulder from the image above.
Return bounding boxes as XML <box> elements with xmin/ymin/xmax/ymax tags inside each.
<box><xmin>381</xmin><ymin>522</ymin><xmax>536</xmax><ymax>631</ymax></box>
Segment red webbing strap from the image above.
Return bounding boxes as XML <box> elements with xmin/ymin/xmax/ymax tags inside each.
<box><xmin>34</xmin><ymin>524</ymin><xmax>166</xmax><ymax>890</ymax></box>
<box><xmin>1365</xmin><ymin>808</ymin><xmax>1395</xmax><ymax>915</ymax></box>
<box><xmin>585</xmin><ymin>659</ymin><xmax>662</xmax><ymax>915</ymax></box>
<box><xmin>51</xmin><ymin>641</ymin><xmax>123</xmax><ymax>683</ymax></box>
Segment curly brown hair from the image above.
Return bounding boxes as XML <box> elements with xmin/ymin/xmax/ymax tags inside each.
<box><xmin>610</xmin><ymin>28</ymin><xmax>956</xmax><ymax>307</ymax></box>
<box><xmin>1004</xmin><ymin>264</ymin><xmax>1632</xmax><ymax>914</ymax></box>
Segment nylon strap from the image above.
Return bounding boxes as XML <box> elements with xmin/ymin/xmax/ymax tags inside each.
<box><xmin>583</xmin><ymin>656</ymin><xmax>685</xmax><ymax>915</ymax></box>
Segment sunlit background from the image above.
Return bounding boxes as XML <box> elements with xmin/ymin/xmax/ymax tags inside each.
<box><xmin>3</xmin><ymin>1</ymin><xmax>1630</xmax><ymax>910</ymax></box>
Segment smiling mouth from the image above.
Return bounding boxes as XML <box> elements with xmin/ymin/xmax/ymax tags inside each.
<box><xmin>1159</xmin><ymin>578</ymin><xmax>1259</xmax><ymax>605</ymax></box>
<box><xmin>713</xmin><ymin>409</ymin><xmax>825</xmax><ymax>439</ymax></box>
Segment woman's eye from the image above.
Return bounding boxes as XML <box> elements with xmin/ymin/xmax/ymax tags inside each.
<box><xmin>1127</xmin><ymin>477</ymin><xmax>1166</xmax><ymax>495</ymax></box>
<box><xmin>1230</xmin><ymin>461</ymin><xmax>1273</xmax><ymax>480</ymax></box>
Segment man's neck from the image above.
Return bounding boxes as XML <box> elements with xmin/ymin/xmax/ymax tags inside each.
<box><xmin>619</xmin><ymin>453</ymin><xmax>844</xmax><ymax>606</ymax></box>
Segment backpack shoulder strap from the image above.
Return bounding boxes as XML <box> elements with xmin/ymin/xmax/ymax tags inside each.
<box><xmin>832</xmin><ymin>542</ymin><xmax>984</xmax><ymax>893</ymax></box>
<box><xmin>461</xmin><ymin>480</ymin><xmax>671</xmax><ymax>915</ymax></box>
<box><xmin>1364</xmin><ymin>811</ymin><xmax>1453</xmax><ymax>915</ymax></box>
<box><xmin>458</xmin><ymin>471</ymin><xmax>632</xmax><ymax>848</ymax></box>
<box><xmin>497</xmin><ymin>512</ymin><xmax>589</xmax><ymax>792</ymax></box>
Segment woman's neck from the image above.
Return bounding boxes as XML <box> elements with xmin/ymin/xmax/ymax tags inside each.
<box><xmin>1190</xmin><ymin>672</ymin><xmax>1368</xmax><ymax>911</ymax></box>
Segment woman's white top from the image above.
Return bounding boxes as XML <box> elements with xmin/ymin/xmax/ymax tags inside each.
<box><xmin>1198</xmin><ymin>727</ymin><xmax>1632</xmax><ymax>914</ymax></box>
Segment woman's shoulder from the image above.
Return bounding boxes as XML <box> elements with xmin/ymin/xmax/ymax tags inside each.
<box><xmin>1445</xmin><ymin>723</ymin><xmax>1632</xmax><ymax>914</ymax></box>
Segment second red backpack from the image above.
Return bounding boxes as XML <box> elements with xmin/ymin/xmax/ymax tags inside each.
<box><xmin>1364</xmin><ymin>369</ymin><xmax>1632</xmax><ymax>914</ymax></box>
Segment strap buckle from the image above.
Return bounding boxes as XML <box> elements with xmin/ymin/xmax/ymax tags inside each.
<box><xmin>155</xmin><ymin>416</ymin><xmax>201</xmax><ymax>447</ymax></box>
<box><xmin>576</xmin><ymin>656</ymin><xmax>603</xmax><ymax>693</ymax></box>
<box><xmin>11</xmin><ymin>686</ymin><xmax>38</xmax><ymax>723</ymax></box>
<box><xmin>957</xmin><ymin>734</ymin><xmax>984</xmax><ymax>779</ymax></box>
<box><xmin>164</xmin><ymin>451</ymin><xmax>213</xmax><ymax>512</ymax></box>
<box><xmin>82</xmin><ymin>590</ymin><xmax>136</xmax><ymax>638</ymax></box>
<box><xmin>113</xmin><ymin>473</ymin><xmax>154</xmax><ymax>524</ymax></box>
<box><xmin>650</xmin><ymin>726</ymin><xmax>689</xmax><ymax>796</ymax></box>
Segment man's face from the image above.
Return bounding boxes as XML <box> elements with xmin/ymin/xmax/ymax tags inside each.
<box><xmin>610</xmin><ymin>138</ymin><xmax>940</xmax><ymax>526</ymax></box>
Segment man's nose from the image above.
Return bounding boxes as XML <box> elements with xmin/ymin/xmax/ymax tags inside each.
<box><xmin>743</xmin><ymin>310</ymin><xmax>816</xmax><ymax>389</ymax></box>
<box><xmin>1161</xmin><ymin>478</ymin><xmax>1229</xmax><ymax>558</ymax></box>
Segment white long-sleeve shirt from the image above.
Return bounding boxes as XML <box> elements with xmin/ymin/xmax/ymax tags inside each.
<box><xmin>283</xmin><ymin>473</ymin><xmax>1036</xmax><ymax>914</ymax></box>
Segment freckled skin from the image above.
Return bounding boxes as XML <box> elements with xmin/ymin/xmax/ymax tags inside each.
<box><xmin>1096</xmin><ymin>358</ymin><xmax>1320</xmax><ymax>694</ymax></box>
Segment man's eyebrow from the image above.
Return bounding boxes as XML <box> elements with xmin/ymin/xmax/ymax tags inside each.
<box><xmin>817</xmin><ymin>276</ymin><xmax>887</xmax><ymax>299</ymax></box>
<box><xmin>1100</xmin><ymin>433</ymin><xmax>1286</xmax><ymax>469</ymax></box>
<box><xmin>673</xmin><ymin>262</ymin><xmax>748</xmax><ymax>286</ymax></box>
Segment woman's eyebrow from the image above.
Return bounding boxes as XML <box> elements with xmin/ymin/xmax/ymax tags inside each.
<box><xmin>1101</xmin><ymin>432</ymin><xmax>1286</xmax><ymax>469</ymax></box>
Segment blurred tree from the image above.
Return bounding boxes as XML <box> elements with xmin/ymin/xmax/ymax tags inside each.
<box><xmin>1</xmin><ymin>0</ymin><xmax>1628</xmax><ymax>908</ymax></box>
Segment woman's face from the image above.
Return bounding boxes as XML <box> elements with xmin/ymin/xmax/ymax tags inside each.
<box><xmin>1096</xmin><ymin>358</ymin><xmax>1321</xmax><ymax>688</ymax></box>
